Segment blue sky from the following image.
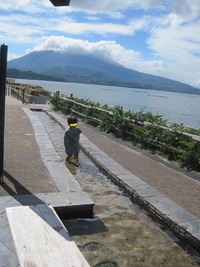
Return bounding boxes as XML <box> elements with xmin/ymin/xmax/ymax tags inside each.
<box><xmin>0</xmin><ymin>0</ymin><xmax>200</xmax><ymax>88</ymax></box>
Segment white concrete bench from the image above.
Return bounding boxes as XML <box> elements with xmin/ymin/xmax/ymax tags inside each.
<box><xmin>6</xmin><ymin>204</ymin><xmax>90</xmax><ymax>267</ymax></box>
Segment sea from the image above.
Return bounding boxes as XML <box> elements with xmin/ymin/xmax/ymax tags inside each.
<box><xmin>16</xmin><ymin>79</ymin><xmax>200</xmax><ymax>129</ymax></box>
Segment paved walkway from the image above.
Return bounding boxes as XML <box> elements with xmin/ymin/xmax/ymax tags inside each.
<box><xmin>0</xmin><ymin>96</ymin><xmax>93</xmax><ymax>267</ymax></box>
<box><xmin>1</xmin><ymin>96</ymin><xmax>57</xmax><ymax>195</ymax></box>
<box><xmin>1</xmin><ymin>96</ymin><xmax>200</xmax><ymax>266</ymax></box>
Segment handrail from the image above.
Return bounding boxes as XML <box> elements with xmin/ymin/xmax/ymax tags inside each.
<box><xmin>9</xmin><ymin>88</ymin><xmax>29</xmax><ymax>104</ymax></box>
<box><xmin>56</xmin><ymin>95</ymin><xmax>200</xmax><ymax>142</ymax></box>
<box><xmin>63</xmin><ymin>97</ymin><xmax>113</xmax><ymax>115</ymax></box>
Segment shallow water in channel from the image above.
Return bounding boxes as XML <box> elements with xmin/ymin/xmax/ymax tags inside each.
<box><xmin>34</xmin><ymin>110</ymin><xmax>200</xmax><ymax>267</ymax></box>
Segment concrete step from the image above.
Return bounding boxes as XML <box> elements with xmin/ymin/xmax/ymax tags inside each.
<box><xmin>0</xmin><ymin>192</ymin><xmax>94</xmax><ymax>267</ymax></box>
<box><xmin>0</xmin><ymin>191</ymin><xmax>94</xmax><ymax>219</ymax></box>
<box><xmin>6</xmin><ymin>204</ymin><xmax>90</xmax><ymax>267</ymax></box>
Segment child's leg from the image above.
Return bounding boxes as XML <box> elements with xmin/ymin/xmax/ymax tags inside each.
<box><xmin>74</xmin><ymin>154</ymin><xmax>79</xmax><ymax>166</ymax></box>
<box><xmin>66</xmin><ymin>154</ymin><xmax>73</xmax><ymax>162</ymax></box>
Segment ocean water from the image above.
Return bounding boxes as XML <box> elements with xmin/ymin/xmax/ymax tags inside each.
<box><xmin>16</xmin><ymin>79</ymin><xmax>200</xmax><ymax>128</ymax></box>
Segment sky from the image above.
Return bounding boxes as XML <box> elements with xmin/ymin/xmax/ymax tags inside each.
<box><xmin>0</xmin><ymin>0</ymin><xmax>200</xmax><ymax>88</ymax></box>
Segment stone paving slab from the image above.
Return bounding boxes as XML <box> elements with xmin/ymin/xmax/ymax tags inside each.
<box><xmin>0</xmin><ymin>191</ymin><xmax>94</xmax><ymax>266</ymax></box>
<box><xmin>47</xmin><ymin>110</ymin><xmax>200</xmax><ymax>253</ymax></box>
<box><xmin>22</xmin><ymin>108</ymin><xmax>87</xmax><ymax>193</ymax></box>
<box><xmin>6</xmin><ymin>204</ymin><xmax>90</xmax><ymax>267</ymax></box>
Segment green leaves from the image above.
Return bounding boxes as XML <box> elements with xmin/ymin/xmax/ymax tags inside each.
<box><xmin>51</xmin><ymin>95</ymin><xmax>200</xmax><ymax>172</ymax></box>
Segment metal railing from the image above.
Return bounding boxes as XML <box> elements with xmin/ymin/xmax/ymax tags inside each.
<box><xmin>9</xmin><ymin>87</ymin><xmax>29</xmax><ymax>104</ymax></box>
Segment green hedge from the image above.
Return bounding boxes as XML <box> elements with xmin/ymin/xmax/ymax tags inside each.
<box><xmin>51</xmin><ymin>95</ymin><xmax>200</xmax><ymax>172</ymax></box>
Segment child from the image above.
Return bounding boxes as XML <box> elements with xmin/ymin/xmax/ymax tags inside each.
<box><xmin>64</xmin><ymin>117</ymin><xmax>82</xmax><ymax>167</ymax></box>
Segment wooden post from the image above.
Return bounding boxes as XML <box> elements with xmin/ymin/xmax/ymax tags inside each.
<box><xmin>22</xmin><ymin>89</ymin><xmax>25</xmax><ymax>104</ymax></box>
<box><xmin>0</xmin><ymin>44</ymin><xmax>8</xmax><ymax>182</ymax></box>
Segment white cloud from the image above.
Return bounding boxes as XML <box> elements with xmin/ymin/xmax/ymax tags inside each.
<box><xmin>192</xmin><ymin>79</ymin><xmax>200</xmax><ymax>89</ymax></box>
<box><xmin>69</xmin><ymin>0</ymin><xmax>164</xmax><ymax>13</ymax></box>
<box><xmin>144</xmin><ymin>10</ymin><xmax>200</xmax><ymax>85</ymax></box>
<box><xmin>0</xmin><ymin>6</ymin><xmax>145</xmax><ymax>39</ymax></box>
<box><xmin>30</xmin><ymin>36</ymin><xmax>118</xmax><ymax>55</ymax></box>
<box><xmin>1</xmin><ymin>0</ymin><xmax>200</xmax><ymax>87</ymax></box>
<box><xmin>30</xmin><ymin>36</ymin><xmax>142</xmax><ymax>68</ymax></box>
<box><xmin>108</xmin><ymin>12</ymin><xmax>125</xmax><ymax>19</ymax></box>
<box><xmin>169</xmin><ymin>0</ymin><xmax>200</xmax><ymax>20</ymax></box>
<box><xmin>70</xmin><ymin>0</ymin><xmax>200</xmax><ymax>18</ymax></box>
<box><xmin>0</xmin><ymin>0</ymin><xmax>51</xmax><ymax>13</ymax></box>
<box><xmin>53</xmin><ymin>17</ymin><xmax>147</xmax><ymax>36</ymax></box>
<box><xmin>1</xmin><ymin>0</ymin><xmax>199</xmax><ymax>18</ymax></box>
<box><xmin>8</xmin><ymin>53</ymin><xmax>22</xmax><ymax>61</ymax></box>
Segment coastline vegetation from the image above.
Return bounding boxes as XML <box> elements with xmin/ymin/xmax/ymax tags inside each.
<box><xmin>6</xmin><ymin>80</ymin><xmax>51</xmax><ymax>97</ymax></box>
<box><xmin>51</xmin><ymin>94</ymin><xmax>200</xmax><ymax>172</ymax></box>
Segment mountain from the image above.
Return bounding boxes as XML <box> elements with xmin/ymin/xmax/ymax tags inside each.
<box><xmin>7</xmin><ymin>50</ymin><xmax>200</xmax><ymax>94</ymax></box>
<box><xmin>7</xmin><ymin>68</ymin><xmax>65</xmax><ymax>82</ymax></box>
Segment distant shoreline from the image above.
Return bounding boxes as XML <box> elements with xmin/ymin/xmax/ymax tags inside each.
<box><xmin>7</xmin><ymin>68</ymin><xmax>200</xmax><ymax>96</ymax></box>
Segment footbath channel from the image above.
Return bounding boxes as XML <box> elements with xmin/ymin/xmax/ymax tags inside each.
<box><xmin>34</xmin><ymin>110</ymin><xmax>200</xmax><ymax>267</ymax></box>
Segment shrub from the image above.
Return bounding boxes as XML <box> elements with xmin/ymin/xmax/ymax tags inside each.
<box><xmin>50</xmin><ymin>95</ymin><xmax>200</xmax><ymax>172</ymax></box>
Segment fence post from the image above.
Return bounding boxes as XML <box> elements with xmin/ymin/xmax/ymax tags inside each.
<box><xmin>22</xmin><ymin>89</ymin><xmax>25</xmax><ymax>104</ymax></box>
<box><xmin>0</xmin><ymin>44</ymin><xmax>8</xmax><ymax>183</ymax></box>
